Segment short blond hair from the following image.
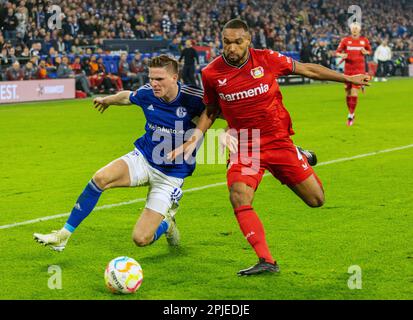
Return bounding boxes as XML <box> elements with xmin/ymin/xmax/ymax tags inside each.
<box><xmin>350</xmin><ymin>22</ymin><xmax>361</xmax><ymax>30</ymax></box>
<box><xmin>149</xmin><ymin>55</ymin><xmax>179</xmax><ymax>75</ymax></box>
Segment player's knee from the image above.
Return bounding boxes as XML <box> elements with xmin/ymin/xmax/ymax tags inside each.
<box><xmin>132</xmin><ymin>233</ymin><xmax>152</xmax><ymax>247</ymax></box>
<box><xmin>92</xmin><ymin>171</ymin><xmax>110</xmax><ymax>190</ymax></box>
<box><xmin>230</xmin><ymin>189</ymin><xmax>252</xmax><ymax>208</ymax></box>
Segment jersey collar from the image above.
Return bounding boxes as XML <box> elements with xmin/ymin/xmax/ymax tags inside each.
<box><xmin>222</xmin><ymin>49</ymin><xmax>250</xmax><ymax>69</ymax></box>
<box><xmin>158</xmin><ymin>81</ymin><xmax>181</xmax><ymax>104</ymax></box>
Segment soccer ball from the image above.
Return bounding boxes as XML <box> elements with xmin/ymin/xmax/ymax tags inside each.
<box><xmin>104</xmin><ymin>256</ymin><xmax>143</xmax><ymax>294</ymax></box>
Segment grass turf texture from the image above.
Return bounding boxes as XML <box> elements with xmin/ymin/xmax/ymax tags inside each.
<box><xmin>0</xmin><ymin>78</ymin><xmax>412</xmax><ymax>299</ymax></box>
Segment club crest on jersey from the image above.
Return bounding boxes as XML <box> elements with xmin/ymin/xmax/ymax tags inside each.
<box><xmin>360</xmin><ymin>40</ymin><xmax>365</xmax><ymax>45</ymax></box>
<box><xmin>251</xmin><ymin>66</ymin><xmax>264</xmax><ymax>79</ymax></box>
<box><xmin>176</xmin><ymin>106</ymin><xmax>187</xmax><ymax>118</ymax></box>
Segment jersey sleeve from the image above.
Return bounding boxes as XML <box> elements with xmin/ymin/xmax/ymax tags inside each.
<box><xmin>188</xmin><ymin>93</ymin><xmax>206</xmax><ymax>118</ymax></box>
<box><xmin>194</xmin><ymin>97</ymin><xmax>205</xmax><ymax>117</ymax></box>
<box><xmin>365</xmin><ymin>38</ymin><xmax>372</xmax><ymax>54</ymax></box>
<box><xmin>336</xmin><ymin>38</ymin><xmax>347</xmax><ymax>53</ymax></box>
<box><xmin>190</xmin><ymin>97</ymin><xmax>205</xmax><ymax>125</ymax></box>
<box><xmin>201</xmin><ymin>69</ymin><xmax>218</xmax><ymax>106</ymax></box>
<box><xmin>129</xmin><ymin>89</ymin><xmax>142</xmax><ymax>106</ymax></box>
<box><xmin>266</xmin><ymin>50</ymin><xmax>295</xmax><ymax>77</ymax></box>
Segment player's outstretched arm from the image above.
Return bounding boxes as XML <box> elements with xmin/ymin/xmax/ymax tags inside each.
<box><xmin>167</xmin><ymin>103</ymin><xmax>221</xmax><ymax>161</ymax></box>
<box><xmin>293</xmin><ymin>61</ymin><xmax>371</xmax><ymax>86</ymax></box>
<box><xmin>93</xmin><ymin>90</ymin><xmax>132</xmax><ymax>113</ymax></box>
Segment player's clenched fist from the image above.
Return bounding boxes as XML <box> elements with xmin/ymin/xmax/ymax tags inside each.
<box><xmin>345</xmin><ymin>74</ymin><xmax>371</xmax><ymax>86</ymax></box>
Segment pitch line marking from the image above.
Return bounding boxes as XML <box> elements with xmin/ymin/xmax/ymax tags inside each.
<box><xmin>1</xmin><ymin>143</ymin><xmax>412</xmax><ymax>230</ymax></box>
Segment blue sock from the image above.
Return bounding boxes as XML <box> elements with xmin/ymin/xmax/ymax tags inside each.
<box><xmin>152</xmin><ymin>220</ymin><xmax>169</xmax><ymax>242</ymax></box>
<box><xmin>64</xmin><ymin>179</ymin><xmax>103</xmax><ymax>233</ymax></box>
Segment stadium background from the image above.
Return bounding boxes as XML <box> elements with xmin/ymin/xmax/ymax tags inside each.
<box><xmin>0</xmin><ymin>0</ymin><xmax>412</xmax><ymax>302</ymax></box>
<box><xmin>0</xmin><ymin>0</ymin><xmax>412</xmax><ymax>93</ymax></box>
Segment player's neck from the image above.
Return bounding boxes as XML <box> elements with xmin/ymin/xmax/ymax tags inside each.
<box><xmin>161</xmin><ymin>84</ymin><xmax>179</xmax><ymax>103</ymax></box>
<box><xmin>351</xmin><ymin>35</ymin><xmax>360</xmax><ymax>39</ymax></box>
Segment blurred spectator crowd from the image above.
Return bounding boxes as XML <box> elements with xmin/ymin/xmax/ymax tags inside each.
<box><xmin>1</xmin><ymin>0</ymin><xmax>412</xmax><ymax>90</ymax></box>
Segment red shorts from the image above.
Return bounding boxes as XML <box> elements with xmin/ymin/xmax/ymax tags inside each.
<box><xmin>227</xmin><ymin>143</ymin><xmax>317</xmax><ymax>190</ymax></box>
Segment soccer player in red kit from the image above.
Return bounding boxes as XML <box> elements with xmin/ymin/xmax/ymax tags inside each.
<box><xmin>336</xmin><ymin>22</ymin><xmax>372</xmax><ymax>126</ymax></box>
<box><xmin>169</xmin><ymin>19</ymin><xmax>370</xmax><ymax>276</ymax></box>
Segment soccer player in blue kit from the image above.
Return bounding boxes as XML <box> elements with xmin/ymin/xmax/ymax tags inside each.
<box><xmin>34</xmin><ymin>55</ymin><xmax>205</xmax><ymax>251</ymax></box>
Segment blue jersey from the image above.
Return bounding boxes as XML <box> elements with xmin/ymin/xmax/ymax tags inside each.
<box><xmin>129</xmin><ymin>82</ymin><xmax>205</xmax><ymax>179</ymax></box>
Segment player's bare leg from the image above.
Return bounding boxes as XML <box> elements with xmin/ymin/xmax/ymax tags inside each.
<box><xmin>229</xmin><ymin>182</ymin><xmax>280</xmax><ymax>276</ymax></box>
<box><xmin>132</xmin><ymin>207</ymin><xmax>180</xmax><ymax>247</ymax></box>
<box><xmin>229</xmin><ymin>182</ymin><xmax>255</xmax><ymax>208</ymax></box>
<box><xmin>288</xmin><ymin>174</ymin><xmax>325</xmax><ymax>208</ymax></box>
<box><xmin>92</xmin><ymin>159</ymin><xmax>132</xmax><ymax>190</ymax></box>
<box><xmin>33</xmin><ymin>159</ymin><xmax>131</xmax><ymax>251</ymax></box>
<box><xmin>132</xmin><ymin>209</ymin><xmax>164</xmax><ymax>246</ymax></box>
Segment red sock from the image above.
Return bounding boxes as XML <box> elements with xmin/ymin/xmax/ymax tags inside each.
<box><xmin>234</xmin><ymin>205</ymin><xmax>275</xmax><ymax>264</ymax></box>
<box><xmin>346</xmin><ymin>96</ymin><xmax>358</xmax><ymax>114</ymax></box>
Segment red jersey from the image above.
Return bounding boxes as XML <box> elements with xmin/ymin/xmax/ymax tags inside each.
<box><xmin>202</xmin><ymin>48</ymin><xmax>295</xmax><ymax>148</ymax></box>
<box><xmin>336</xmin><ymin>36</ymin><xmax>371</xmax><ymax>75</ymax></box>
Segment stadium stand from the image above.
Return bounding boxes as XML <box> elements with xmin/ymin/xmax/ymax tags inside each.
<box><xmin>1</xmin><ymin>0</ymin><xmax>412</xmax><ymax>91</ymax></box>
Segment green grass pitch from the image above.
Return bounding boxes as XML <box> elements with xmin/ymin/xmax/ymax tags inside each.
<box><xmin>0</xmin><ymin>78</ymin><xmax>412</xmax><ymax>300</ymax></box>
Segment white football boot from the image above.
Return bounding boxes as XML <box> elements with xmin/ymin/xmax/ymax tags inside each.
<box><xmin>164</xmin><ymin>214</ymin><xmax>180</xmax><ymax>246</ymax></box>
<box><xmin>33</xmin><ymin>228</ymin><xmax>71</xmax><ymax>252</ymax></box>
